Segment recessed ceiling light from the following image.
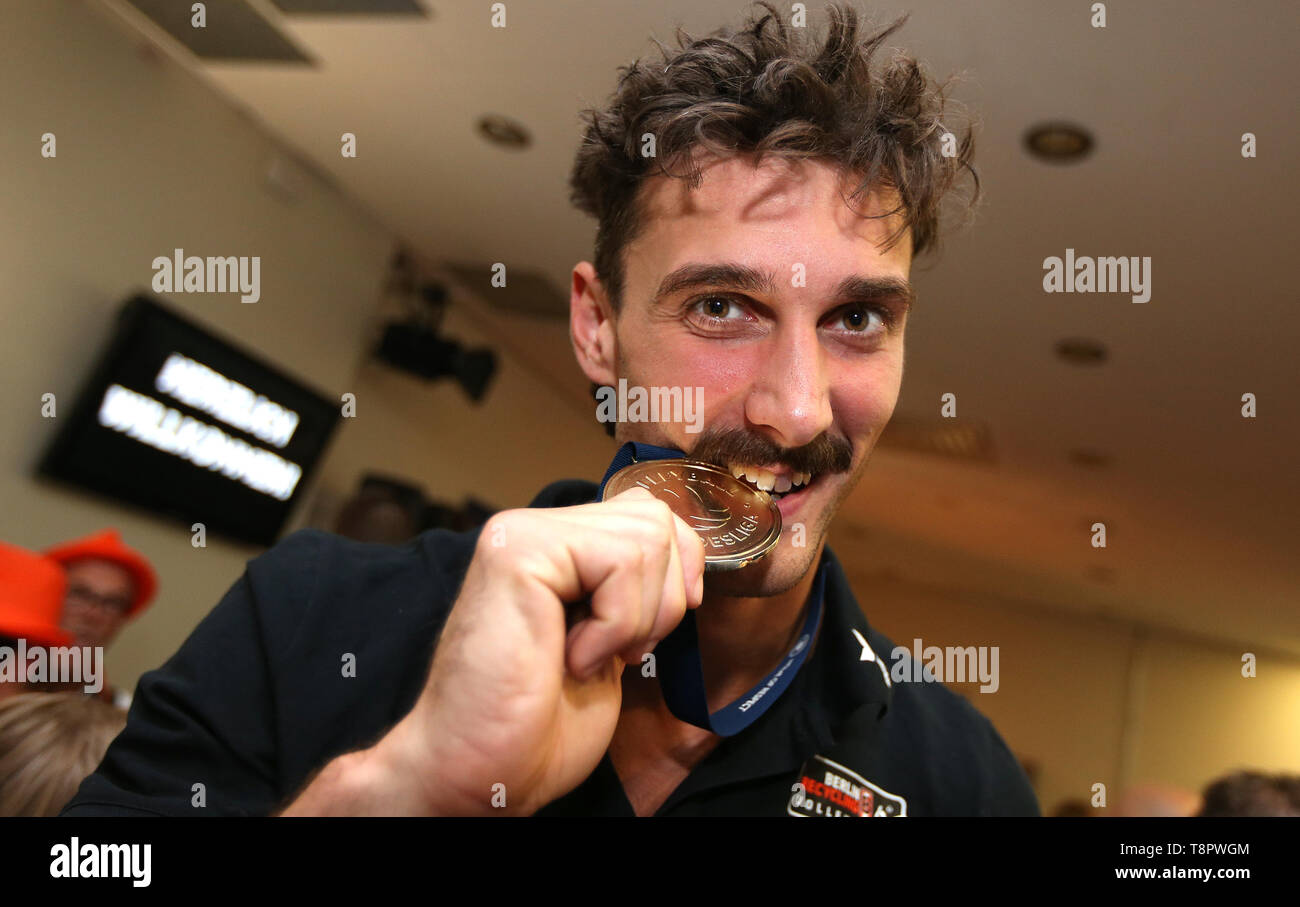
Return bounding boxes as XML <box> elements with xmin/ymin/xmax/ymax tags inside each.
<box><xmin>1024</xmin><ymin>122</ymin><xmax>1094</xmax><ymax>163</ymax></box>
<box><xmin>477</xmin><ymin>114</ymin><xmax>531</xmax><ymax>149</ymax></box>
<box><xmin>875</xmin><ymin>417</ymin><xmax>996</xmax><ymax>462</ymax></box>
<box><xmin>1055</xmin><ymin>338</ymin><xmax>1109</xmax><ymax>365</ymax></box>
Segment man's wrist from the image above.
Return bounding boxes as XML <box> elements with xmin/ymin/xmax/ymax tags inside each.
<box><xmin>355</xmin><ymin>717</ymin><xmax>499</xmax><ymax>816</ymax></box>
<box><xmin>277</xmin><ymin>733</ymin><xmax>437</xmax><ymax>816</ymax></box>
<box><xmin>276</xmin><ymin>711</ymin><xmax>502</xmax><ymax>817</ymax></box>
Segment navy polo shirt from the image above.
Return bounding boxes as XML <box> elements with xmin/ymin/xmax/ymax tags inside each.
<box><xmin>62</xmin><ymin>479</ymin><xmax>1039</xmax><ymax>817</ymax></box>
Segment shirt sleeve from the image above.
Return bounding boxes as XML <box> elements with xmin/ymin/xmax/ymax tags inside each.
<box><xmin>976</xmin><ymin>717</ymin><xmax>1042</xmax><ymax>817</ymax></box>
<box><xmin>60</xmin><ymin>532</ymin><xmax>323</xmax><ymax>817</ymax></box>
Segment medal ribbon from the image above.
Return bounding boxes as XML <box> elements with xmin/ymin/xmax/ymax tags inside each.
<box><xmin>597</xmin><ymin>441</ymin><xmax>825</xmax><ymax>736</ymax></box>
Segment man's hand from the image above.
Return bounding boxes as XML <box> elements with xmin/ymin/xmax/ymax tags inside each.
<box><xmin>279</xmin><ymin>487</ymin><xmax>704</xmax><ymax>816</ymax></box>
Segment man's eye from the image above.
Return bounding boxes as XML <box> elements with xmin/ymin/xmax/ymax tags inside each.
<box><xmin>837</xmin><ymin>305</ymin><xmax>887</xmax><ymax>333</ymax></box>
<box><xmin>691</xmin><ymin>295</ymin><xmax>743</xmax><ymax>320</ymax></box>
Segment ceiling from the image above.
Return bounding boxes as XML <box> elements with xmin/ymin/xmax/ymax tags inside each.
<box><xmin>93</xmin><ymin>0</ymin><xmax>1299</xmax><ymax>654</ymax></box>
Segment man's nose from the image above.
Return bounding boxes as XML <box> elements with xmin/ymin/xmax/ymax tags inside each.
<box><xmin>65</xmin><ymin>602</ymin><xmax>93</xmax><ymax>621</ymax></box>
<box><xmin>743</xmin><ymin>324</ymin><xmax>833</xmax><ymax>449</ymax></box>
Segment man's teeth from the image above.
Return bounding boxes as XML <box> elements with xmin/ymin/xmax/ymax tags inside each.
<box><xmin>728</xmin><ymin>464</ymin><xmax>812</xmax><ymax>494</ymax></box>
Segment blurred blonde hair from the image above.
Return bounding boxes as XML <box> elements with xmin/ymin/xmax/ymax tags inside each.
<box><xmin>0</xmin><ymin>692</ymin><xmax>126</xmax><ymax>817</ymax></box>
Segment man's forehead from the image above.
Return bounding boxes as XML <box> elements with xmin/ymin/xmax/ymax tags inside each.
<box><xmin>629</xmin><ymin>154</ymin><xmax>912</xmax><ymax>287</ymax></box>
<box><xmin>65</xmin><ymin>558</ymin><xmax>135</xmax><ymax>585</ymax></box>
<box><xmin>640</xmin><ymin>155</ymin><xmax>908</xmax><ymax>241</ymax></box>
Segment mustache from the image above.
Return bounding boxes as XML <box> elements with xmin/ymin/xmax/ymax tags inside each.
<box><xmin>686</xmin><ymin>427</ymin><xmax>853</xmax><ymax>476</ymax></box>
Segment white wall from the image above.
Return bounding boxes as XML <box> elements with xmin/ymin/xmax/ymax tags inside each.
<box><xmin>0</xmin><ymin>0</ymin><xmax>617</xmax><ymax>696</ymax></box>
<box><xmin>305</xmin><ymin>300</ymin><xmax>616</xmax><ymax>527</ymax></box>
<box><xmin>848</xmin><ymin>567</ymin><xmax>1300</xmax><ymax>814</ymax></box>
<box><xmin>0</xmin><ymin>1</ymin><xmax>394</xmax><ymax>690</ymax></box>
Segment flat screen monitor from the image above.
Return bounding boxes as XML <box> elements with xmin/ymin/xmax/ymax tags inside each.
<box><xmin>37</xmin><ymin>294</ymin><xmax>341</xmax><ymax>546</ymax></box>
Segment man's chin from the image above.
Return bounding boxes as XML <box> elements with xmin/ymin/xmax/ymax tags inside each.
<box><xmin>702</xmin><ymin>540</ymin><xmax>823</xmax><ymax>599</ymax></box>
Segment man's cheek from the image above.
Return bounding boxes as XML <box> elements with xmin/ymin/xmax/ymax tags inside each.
<box><xmin>828</xmin><ymin>399</ymin><xmax>875</xmax><ymax>443</ymax></box>
<box><xmin>695</xmin><ymin>364</ymin><xmax>757</xmax><ymax>424</ymax></box>
<box><xmin>833</xmin><ymin>374</ymin><xmax>898</xmax><ymax>430</ymax></box>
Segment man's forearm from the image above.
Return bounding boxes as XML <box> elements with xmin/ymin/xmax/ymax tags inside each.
<box><xmin>276</xmin><ymin>742</ymin><xmax>435</xmax><ymax>816</ymax></box>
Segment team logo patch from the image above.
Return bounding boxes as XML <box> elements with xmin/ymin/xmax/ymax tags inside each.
<box><xmin>787</xmin><ymin>754</ymin><xmax>907</xmax><ymax>817</ymax></box>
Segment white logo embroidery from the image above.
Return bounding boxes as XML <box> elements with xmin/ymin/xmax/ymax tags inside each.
<box><xmin>787</xmin><ymin>755</ymin><xmax>908</xmax><ymax>817</ymax></box>
<box><xmin>851</xmin><ymin>628</ymin><xmax>891</xmax><ymax>687</ymax></box>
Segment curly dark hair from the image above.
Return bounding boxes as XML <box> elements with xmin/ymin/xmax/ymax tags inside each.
<box><xmin>568</xmin><ymin>2</ymin><xmax>978</xmax><ymax>311</ymax></box>
<box><xmin>1196</xmin><ymin>771</ymin><xmax>1300</xmax><ymax>817</ymax></box>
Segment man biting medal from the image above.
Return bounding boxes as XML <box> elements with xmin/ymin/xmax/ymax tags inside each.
<box><xmin>65</xmin><ymin>4</ymin><xmax>1038</xmax><ymax>818</ymax></box>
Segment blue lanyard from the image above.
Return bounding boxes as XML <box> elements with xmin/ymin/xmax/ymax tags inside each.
<box><xmin>598</xmin><ymin>442</ymin><xmax>826</xmax><ymax>736</ymax></box>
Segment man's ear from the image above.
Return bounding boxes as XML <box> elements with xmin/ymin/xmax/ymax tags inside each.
<box><xmin>570</xmin><ymin>261</ymin><xmax>617</xmax><ymax>386</ymax></box>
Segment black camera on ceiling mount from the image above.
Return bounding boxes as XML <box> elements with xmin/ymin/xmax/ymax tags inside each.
<box><xmin>374</xmin><ymin>281</ymin><xmax>497</xmax><ymax>403</ymax></box>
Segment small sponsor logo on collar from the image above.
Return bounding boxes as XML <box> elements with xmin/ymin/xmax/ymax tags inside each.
<box><xmin>787</xmin><ymin>754</ymin><xmax>907</xmax><ymax>817</ymax></box>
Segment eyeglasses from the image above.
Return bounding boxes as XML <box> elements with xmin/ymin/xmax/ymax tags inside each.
<box><xmin>65</xmin><ymin>584</ymin><xmax>132</xmax><ymax>614</ymax></box>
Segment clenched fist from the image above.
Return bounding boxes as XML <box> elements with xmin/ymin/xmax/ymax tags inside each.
<box><xmin>280</xmin><ymin>486</ymin><xmax>705</xmax><ymax>816</ymax></box>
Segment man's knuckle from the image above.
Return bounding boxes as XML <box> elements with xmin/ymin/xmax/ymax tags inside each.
<box><xmin>614</xmin><ymin>603</ymin><xmax>642</xmax><ymax>640</ymax></box>
<box><xmin>619</xmin><ymin>538</ymin><xmax>646</xmax><ymax>569</ymax></box>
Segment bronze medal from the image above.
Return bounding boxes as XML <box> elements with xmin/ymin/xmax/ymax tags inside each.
<box><xmin>602</xmin><ymin>459</ymin><xmax>781</xmax><ymax>571</ymax></box>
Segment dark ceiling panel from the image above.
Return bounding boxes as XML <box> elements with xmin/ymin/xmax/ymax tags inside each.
<box><xmin>125</xmin><ymin>0</ymin><xmax>312</xmax><ymax>63</ymax></box>
<box><xmin>270</xmin><ymin>0</ymin><xmax>427</xmax><ymax>13</ymax></box>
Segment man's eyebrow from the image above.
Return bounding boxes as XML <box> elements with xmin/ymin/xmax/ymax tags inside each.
<box><xmin>833</xmin><ymin>274</ymin><xmax>915</xmax><ymax>313</ymax></box>
<box><xmin>651</xmin><ymin>262</ymin><xmax>776</xmax><ymax>307</ymax></box>
<box><xmin>651</xmin><ymin>261</ymin><xmax>914</xmax><ymax>313</ymax></box>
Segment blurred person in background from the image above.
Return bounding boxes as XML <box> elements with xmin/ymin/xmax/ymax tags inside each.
<box><xmin>333</xmin><ymin>478</ymin><xmax>424</xmax><ymax>544</ymax></box>
<box><xmin>0</xmin><ymin>541</ymin><xmax>73</xmax><ymax>704</ymax></box>
<box><xmin>0</xmin><ymin>692</ymin><xmax>126</xmax><ymax>816</ymax></box>
<box><xmin>46</xmin><ymin>529</ymin><xmax>157</xmax><ymax>649</ymax></box>
<box><xmin>1196</xmin><ymin>771</ymin><xmax>1300</xmax><ymax>817</ymax></box>
<box><xmin>45</xmin><ymin>529</ymin><xmax>157</xmax><ymax>708</ymax></box>
<box><xmin>1111</xmin><ymin>782</ymin><xmax>1201</xmax><ymax>817</ymax></box>
<box><xmin>1049</xmin><ymin>798</ymin><xmax>1093</xmax><ymax>817</ymax></box>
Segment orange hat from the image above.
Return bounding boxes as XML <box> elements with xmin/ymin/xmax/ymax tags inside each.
<box><xmin>0</xmin><ymin>541</ymin><xmax>74</xmax><ymax>648</ymax></box>
<box><xmin>44</xmin><ymin>529</ymin><xmax>158</xmax><ymax>617</ymax></box>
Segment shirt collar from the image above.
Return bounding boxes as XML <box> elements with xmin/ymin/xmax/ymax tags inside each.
<box><xmin>528</xmin><ymin>478</ymin><xmax>601</xmax><ymax>508</ymax></box>
<box><xmin>804</xmin><ymin>545</ymin><xmax>894</xmax><ymax>736</ymax></box>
